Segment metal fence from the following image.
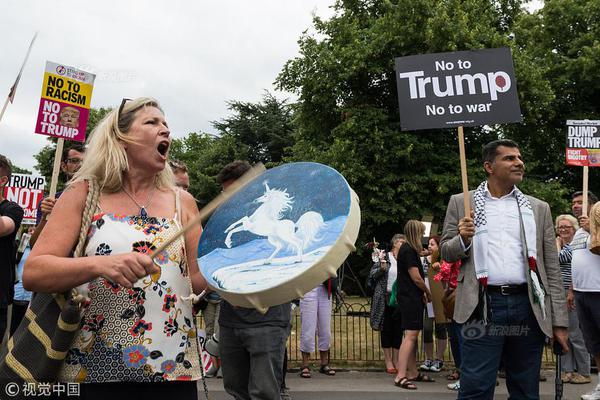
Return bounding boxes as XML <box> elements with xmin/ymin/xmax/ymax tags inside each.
<box><xmin>286</xmin><ymin>300</ymin><xmax>558</xmax><ymax>368</ymax></box>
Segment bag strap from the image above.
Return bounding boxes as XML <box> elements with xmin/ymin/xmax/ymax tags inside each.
<box><xmin>73</xmin><ymin>179</ymin><xmax>100</xmax><ymax>258</ymax></box>
<box><xmin>69</xmin><ymin>179</ymin><xmax>100</xmax><ymax>303</ymax></box>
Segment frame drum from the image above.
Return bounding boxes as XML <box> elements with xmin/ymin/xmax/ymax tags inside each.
<box><xmin>197</xmin><ymin>162</ymin><xmax>360</xmax><ymax>311</ymax></box>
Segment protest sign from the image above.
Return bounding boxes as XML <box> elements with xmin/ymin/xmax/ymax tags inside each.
<box><xmin>2</xmin><ymin>173</ymin><xmax>46</xmax><ymax>224</ymax></box>
<box><xmin>565</xmin><ymin>119</ymin><xmax>600</xmax><ymax>216</ymax></box>
<box><xmin>34</xmin><ymin>61</ymin><xmax>96</xmax><ymax>142</ymax></box>
<box><xmin>566</xmin><ymin>120</ymin><xmax>600</xmax><ymax>167</ymax></box>
<box><xmin>395</xmin><ymin>47</ymin><xmax>522</xmax><ymax>131</ymax></box>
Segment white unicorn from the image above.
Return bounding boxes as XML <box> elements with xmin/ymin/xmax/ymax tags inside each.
<box><xmin>224</xmin><ymin>182</ymin><xmax>325</xmax><ymax>264</ymax></box>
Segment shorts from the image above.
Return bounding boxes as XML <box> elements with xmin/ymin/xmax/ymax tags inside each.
<box><xmin>574</xmin><ymin>291</ymin><xmax>600</xmax><ymax>356</ymax></box>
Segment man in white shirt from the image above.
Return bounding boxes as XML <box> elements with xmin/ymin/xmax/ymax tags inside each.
<box><xmin>569</xmin><ymin>191</ymin><xmax>600</xmax><ymax>400</ymax></box>
<box><xmin>441</xmin><ymin>139</ymin><xmax>569</xmax><ymax>399</ymax></box>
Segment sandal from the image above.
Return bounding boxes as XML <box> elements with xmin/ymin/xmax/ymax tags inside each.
<box><xmin>386</xmin><ymin>367</ymin><xmax>398</xmax><ymax>374</ymax></box>
<box><xmin>446</xmin><ymin>370</ymin><xmax>460</xmax><ymax>381</ymax></box>
<box><xmin>319</xmin><ymin>365</ymin><xmax>336</xmax><ymax>376</ymax></box>
<box><xmin>394</xmin><ymin>377</ymin><xmax>417</xmax><ymax>390</ymax></box>
<box><xmin>409</xmin><ymin>372</ymin><xmax>435</xmax><ymax>383</ymax></box>
<box><xmin>300</xmin><ymin>366</ymin><xmax>311</xmax><ymax>378</ymax></box>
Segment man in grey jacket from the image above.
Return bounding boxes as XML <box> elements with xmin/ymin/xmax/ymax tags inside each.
<box><xmin>441</xmin><ymin>139</ymin><xmax>569</xmax><ymax>399</ymax></box>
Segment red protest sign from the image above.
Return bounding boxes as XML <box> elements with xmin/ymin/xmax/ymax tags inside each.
<box><xmin>2</xmin><ymin>173</ymin><xmax>46</xmax><ymax>224</ymax></box>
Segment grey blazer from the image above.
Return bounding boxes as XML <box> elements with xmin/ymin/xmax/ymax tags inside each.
<box><xmin>440</xmin><ymin>191</ymin><xmax>569</xmax><ymax>337</ymax></box>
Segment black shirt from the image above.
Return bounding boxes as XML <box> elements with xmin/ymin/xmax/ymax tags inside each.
<box><xmin>219</xmin><ymin>301</ymin><xmax>291</xmax><ymax>329</ymax></box>
<box><xmin>0</xmin><ymin>200</ymin><xmax>24</xmax><ymax>307</ymax></box>
<box><xmin>396</xmin><ymin>242</ymin><xmax>425</xmax><ymax>300</ymax></box>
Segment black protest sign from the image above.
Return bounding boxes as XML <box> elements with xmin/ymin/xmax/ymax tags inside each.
<box><xmin>395</xmin><ymin>47</ymin><xmax>522</xmax><ymax>131</ymax></box>
<box><xmin>566</xmin><ymin>120</ymin><xmax>600</xmax><ymax>167</ymax></box>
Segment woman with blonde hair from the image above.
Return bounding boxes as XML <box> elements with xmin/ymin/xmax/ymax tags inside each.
<box><xmin>394</xmin><ymin>220</ymin><xmax>433</xmax><ymax>390</ymax></box>
<box><xmin>25</xmin><ymin>97</ymin><xmax>206</xmax><ymax>398</ymax></box>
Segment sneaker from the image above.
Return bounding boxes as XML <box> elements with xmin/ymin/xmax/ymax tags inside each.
<box><xmin>581</xmin><ymin>384</ymin><xmax>600</xmax><ymax>400</ymax></box>
<box><xmin>280</xmin><ymin>387</ymin><xmax>292</xmax><ymax>400</ymax></box>
<box><xmin>562</xmin><ymin>372</ymin><xmax>573</xmax><ymax>383</ymax></box>
<box><xmin>430</xmin><ymin>359</ymin><xmax>443</xmax><ymax>372</ymax></box>
<box><xmin>419</xmin><ymin>359</ymin><xmax>433</xmax><ymax>371</ymax></box>
<box><xmin>447</xmin><ymin>381</ymin><xmax>460</xmax><ymax>391</ymax></box>
<box><xmin>570</xmin><ymin>373</ymin><xmax>592</xmax><ymax>384</ymax></box>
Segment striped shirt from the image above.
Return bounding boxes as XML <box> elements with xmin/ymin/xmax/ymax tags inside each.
<box><xmin>558</xmin><ymin>244</ymin><xmax>573</xmax><ymax>289</ymax></box>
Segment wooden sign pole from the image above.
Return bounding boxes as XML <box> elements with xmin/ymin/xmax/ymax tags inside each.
<box><xmin>457</xmin><ymin>126</ymin><xmax>470</xmax><ymax>216</ymax></box>
<box><xmin>48</xmin><ymin>138</ymin><xmax>64</xmax><ymax>199</ymax></box>
<box><xmin>583</xmin><ymin>166</ymin><xmax>589</xmax><ymax>217</ymax></box>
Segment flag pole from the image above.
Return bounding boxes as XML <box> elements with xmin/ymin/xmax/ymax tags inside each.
<box><xmin>0</xmin><ymin>98</ymin><xmax>9</xmax><ymax>125</ymax></box>
<box><xmin>0</xmin><ymin>32</ymin><xmax>38</xmax><ymax>125</ymax></box>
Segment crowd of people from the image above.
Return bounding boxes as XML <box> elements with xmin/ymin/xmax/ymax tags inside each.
<box><xmin>368</xmin><ymin>140</ymin><xmax>600</xmax><ymax>400</ymax></box>
<box><xmin>0</xmin><ymin>100</ymin><xmax>599</xmax><ymax>400</ymax></box>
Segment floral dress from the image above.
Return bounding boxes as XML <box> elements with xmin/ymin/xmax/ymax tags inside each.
<box><xmin>58</xmin><ymin>194</ymin><xmax>201</xmax><ymax>383</ymax></box>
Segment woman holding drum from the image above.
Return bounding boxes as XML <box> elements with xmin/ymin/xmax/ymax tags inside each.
<box><xmin>25</xmin><ymin>97</ymin><xmax>206</xmax><ymax>398</ymax></box>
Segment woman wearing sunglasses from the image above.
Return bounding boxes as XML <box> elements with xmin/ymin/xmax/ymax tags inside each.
<box><xmin>25</xmin><ymin>98</ymin><xmax>206</xmax><ymax>399</ymax></box>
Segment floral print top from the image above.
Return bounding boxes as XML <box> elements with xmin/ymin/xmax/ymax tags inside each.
<box><xmin>58</xmin><ymin>207</ymin><xmax>201</xmax><ymax>383</ymax></box>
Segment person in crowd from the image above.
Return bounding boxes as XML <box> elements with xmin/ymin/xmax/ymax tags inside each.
<box><xmin>394</xmin><ymin>220</ymin><xmax>434</xmax><ymax>390</ymax></box>
<box><xmin>420</xmin><ymin>235</ymin><xmax>449</xmax><ymax>374</ymax></box>
<box><xmin>369</xmin><ymin>234</ymin><xmax>405</xmax><ymax>374</ymax></box>
<box><xmin>169</xmin><ymin>159</ymin><xmax>190</xmax><ymax>192</ymax></box>
<box><xmin>216</xmin><ymin>160</ymin><xmax>293</xmax><ymax>400</ymax></box>
<box><xmin>30</xmin><ymin>143</ymin><xmax>85</xmax><ymax>247</ymax></box>
<box><xmin>300</xmin><ymin>277</ymin><xmax>337</xmax><ymax>378</ymax></box>
<box><xmin>569</xmin><ymin>191</ymin><xmax>600</xmax><ymax>400</ymax></box>
<box><xmin>24</xmin><ymin>97</ymin><xmax>206</xmax><ymax>397</ymax></box>
<box><xmin>555</xmin><ymin>213</ymin><xmax>591</xmax><ymax>385</ymax></box>
<box><xmin>0</xmin><ymin>155</ymin><xmax>24</xmax><ymax>343</ymax></box>
<box><xmin>9</xmin><ymin>227</ymin><xmax>34</xmax><ymax>336</ymax></box>
<box><xmin>440</xmin><ymin>139</ymin><xmax>569</xmax><ymax>399</ymax></box>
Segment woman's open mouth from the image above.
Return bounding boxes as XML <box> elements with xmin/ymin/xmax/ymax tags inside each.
<box><xmin>157</xmin><ymin>141</ymin><xmax>169</xmax><ymax>158</ymax></box>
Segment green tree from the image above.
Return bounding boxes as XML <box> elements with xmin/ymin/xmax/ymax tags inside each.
<box><xmin>276</xmin><ymin>0</ymin><xmax>579</xmax><ymax>291</ymax></box>
<box><xmin>277</xmin><ymin>0</ymin><xmax>551</xmax><ymax>243</ymax></box>
<box><xmin>12</xmin><ymin>165</ymin><xmax>31</xmax><ymax>174</ymax></box>
<box><xmin>513</xmin><ymin>0</ymin><xmax>600</xmax><ymax>196</ymax></box>
<box><xmin>212</xmin><ymin>92</ymin><xmax>295</xmax><ymax>165</ymax></box>
<box><xmin>169</xmin><ymin>133</ymin><xmax>249</xmax><ymax>207</ymax></box>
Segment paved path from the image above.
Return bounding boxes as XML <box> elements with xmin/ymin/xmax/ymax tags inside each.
<box><xmin>201</xmin><ymin>370</ymin><xmax>597</xmax><ymax>399</ymax></box>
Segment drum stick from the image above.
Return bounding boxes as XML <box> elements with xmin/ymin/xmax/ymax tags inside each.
<box><xmin>150</xmin><ymin>163</ymin><xmax>265</xmax><ymax>259</ymax></box>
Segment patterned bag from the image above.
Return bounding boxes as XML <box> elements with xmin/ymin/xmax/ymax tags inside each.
<box><xmin>0</xmin><ymin>179</ymin><xmax>99</xmax><ymax>384</ymax></box>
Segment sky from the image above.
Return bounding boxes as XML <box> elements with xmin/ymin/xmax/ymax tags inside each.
<box><xmin>0</xmin><ymin>0</ymin><xmax>336</xmax><ymax>173</ymax></box>
<box><xmin>0</xmin><ymin>0</ymin><xmax>543</xmax><ymax>174</ymax></box>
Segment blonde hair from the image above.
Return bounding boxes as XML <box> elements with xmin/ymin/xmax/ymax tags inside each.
<box><xmin>555</xmin><ymin>214</ymin><xmax>579</xmax><ymax>231</ymax></box>
<box><xmin>404</xmin><ymin>220</ymin><xmax>426</xmax><ymax>253</ymax></box>
<box><xmin>72</xmin><ymin>97</ymin><xmax>175</xmax><ymax>192</ymax></box>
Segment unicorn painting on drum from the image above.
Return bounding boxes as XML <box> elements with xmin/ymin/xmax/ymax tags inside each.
<box><xmin>224</xmin><ymin>182</ymin><xmax>325</xmax><ymax>264</ymax></box>
<box><xmin>198</xmin><ymin>162</ymin><xmax>354</xmax><ymax>294</ymax></box>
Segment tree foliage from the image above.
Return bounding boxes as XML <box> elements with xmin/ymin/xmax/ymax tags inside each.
<box><xmin>212</xmin><ymin>92</ymin><xmax>295</xmax><ymax>165</ymax></box>
<box><xmin>169</xmin><ymin>132</ymin><xmax>248</xmax><ymax>207</ymax></box>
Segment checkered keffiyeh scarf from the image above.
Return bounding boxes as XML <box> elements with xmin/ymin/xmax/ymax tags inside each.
<box><xmin>472</xmin><ymin>181</ymin><xmax>547</xmax><ymax>321</ymax></box>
